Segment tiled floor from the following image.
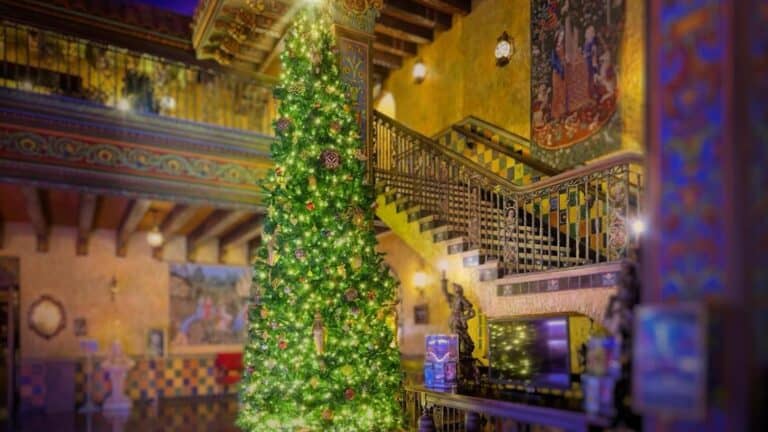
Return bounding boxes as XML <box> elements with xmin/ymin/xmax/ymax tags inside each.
<box><xmin>6</xmin><ymin>396</ymin><xmax>239</xmax><ymax>432</ymax></box>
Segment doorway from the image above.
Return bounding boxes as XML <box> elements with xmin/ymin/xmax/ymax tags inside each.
<box><xmin>0</xmin><ymin>257</ymin><xmax>20</xmax><ymax>429</ymax></box>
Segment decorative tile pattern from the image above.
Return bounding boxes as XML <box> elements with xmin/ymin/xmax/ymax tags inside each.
<box><xmin>19</xmin><ymin>361</ymin><xmax>46</xmax><ymax>413</ymax></box>
<box><xmin>435</xmin><ymin>127</ymin><xmax>541</xmax><ymax>186</ymax></box>
<box><xmin>20</xmin><ymin>355</ymin><xmax>236</xmax><ymax>412</ymax></box>
<box><xmin>652</xmin><ymin>0</ymin><xmax>728</xmax><ymax>300</ymax></box>
<box><xmin>497</xmin><ymin>271</ymin><xmax>619</xmax><ymax>297</ymax></box>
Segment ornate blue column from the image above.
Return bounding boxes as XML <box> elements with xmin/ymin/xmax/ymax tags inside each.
<box><xmin>645</xmin><ymin>0</ymin><xmax>766</xmax><ymax>431</ymax></box>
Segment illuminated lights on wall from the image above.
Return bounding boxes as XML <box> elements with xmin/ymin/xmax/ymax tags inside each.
<box><xmin>412</xmin><ymin>60</ymin><xmax>427</xmax><ymax>84</ymax></box>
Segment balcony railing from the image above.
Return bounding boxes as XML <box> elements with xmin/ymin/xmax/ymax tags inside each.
<box><xmin>374</xmin><ymin>112</ymin><xmax>644</xmax><ymax>275</ymax></box>
<box><xmin>402</xmin><ymin>385</ymin><xmax>606</xmax><ymax>432</ymax></box>
<box><xmin>0</xmin><ymin>19</ymin><xmax>275</xmax><ymax>133</ymax></box>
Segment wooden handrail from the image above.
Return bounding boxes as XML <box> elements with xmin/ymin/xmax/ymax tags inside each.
<box><xmin>404</xmin><ymin>385</ymin><xmax>608</xmax><ymax>431</ymax></box>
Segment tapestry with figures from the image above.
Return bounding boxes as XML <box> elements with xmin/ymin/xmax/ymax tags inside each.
<box><xmin>530</xmin><ymin>0</ymin><xmax>624</xmax><ymax>167</ymax></box>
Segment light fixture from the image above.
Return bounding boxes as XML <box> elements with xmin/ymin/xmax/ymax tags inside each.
<box><xmin>631</xmin><ymin>218</ymin><xmax>647</xmax><ymax>237</ymax></box>
<box><xmin>413</xmin><ymin>271</ymin><xmax>427</xmax><ymax>297</ymax></box>
<box><xmin>146</xmin><ymin>210</ymin><xmax>164</xmax><ymax>248</ymax></box>
<box><xmin>495</xmin><ymin>31</ymin><xmax>514</xmax><ymax>67</ymax></box>
<box><xmin>159</xmin><ymin>96</ymin><xmax>176</xmax><ymax>111</ymax></box>
<box><xmin>437</xmin><ymin>259</ymin><xmax>449</xmax><ymax>279</ymax></box>
<box><xmin>117</xmin><ymin>98</ymin><xmax>131</xmax><ymax>112</ymax></box>
<box><xmin>412</xmin><ymin>59</ymin><xmax>426</xmax><ymax>84</ymax></box>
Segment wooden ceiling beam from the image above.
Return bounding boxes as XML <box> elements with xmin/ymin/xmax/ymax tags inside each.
<box><xmin>374</xmin><ymin>33</ymin><xmax>419</xmax><ymax>58</ymax></box>
<box><xmin>76</xmin><ymin>193</ymin><xmax>98</xmax><ymax>256</ymax></box>
<box><xmin>0</xmin><ymin>215</ymin><xmax>4</xmax><ymax>250</ymax></box>
<box><xmin>116</xmin><ymin>199</ymin><xmax>151</xmax><ymax>257</ymax></box>
<box><xmin>382</xmin><ymin>0</ymin><xmax>452</xmax><ymax>30</ymax></box>
<box><xmin>375</xmin><ymin>15</ymin><xmax>433</xmax><ymax>45</ymax></box>
<box><xmin>220</xmin><ymin>215</ymin><xmax>264</xmax><ymax>251</ymax></box>
<box><xmin>410</xmin><ymin>0</ymin><xmax>471</xmax><ymax>16</ymax></box>
<box><xmin>21</xmin><ymin>187</ymin><xmax>49</xmax><ymax>252</ymax></box>
<box><xmin>373</xmin><ymin>49</ymin><xmax>404</xmax><ymax>69</ymax></box>
<box><xmin>152</xmin><ymin>204</ymin><xmax>198</xmax><ymax>259</ymax></box>
<box><xmin>187</xmin><ymin>209</ymin><xmax>248</xmax><ymax>261</ymax></box>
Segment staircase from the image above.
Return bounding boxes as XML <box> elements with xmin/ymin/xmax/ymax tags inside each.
<box><xmin>372</xmin><ymin>112</ymin><xmax>644</xmax><ymax>289</ymax></box>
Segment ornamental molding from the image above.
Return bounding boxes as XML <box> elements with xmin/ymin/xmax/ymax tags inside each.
<box><xmin>331</xmin><ymin>0</ymin><xmax>383</xmax><ymax>34</ymax></box>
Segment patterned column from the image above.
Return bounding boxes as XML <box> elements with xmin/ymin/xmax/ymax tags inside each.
<box><xmin>646</xmin><ymin>0</ymin><xmax>766</xmax><ymax>430</ymax></box>
<box><xmin>329</xmin><ymin>0</ymin><xmax>381</xmax><ymax>179</ymax></box>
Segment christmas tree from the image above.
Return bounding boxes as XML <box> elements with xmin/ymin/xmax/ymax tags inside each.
<box><xmin>237</xmin><ymin>7</ymin><xmax>402</xmax><ymax>432</ymax></box>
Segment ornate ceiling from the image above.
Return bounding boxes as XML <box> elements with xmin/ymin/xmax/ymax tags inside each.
<box><xmin>191</xmin><ymin>0</ymin><xmax>472</xmax><ymax>80</ymax></box>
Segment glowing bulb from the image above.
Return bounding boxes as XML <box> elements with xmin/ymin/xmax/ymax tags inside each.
<box><xmin>437</xmin><ymin>259</ymin><xmax>449</xmax><ymax>272</ymax></box>
<box><xmin>117</xmin><ymin>98</ymin><xmax>131</xmax><ymax>112</ymax></box>
<box><xmin>146</xmin><ymin>226</ymin><xmax>164</xmax><ymax>247</ymax></box>
<box><xmin>631</xmin><ymin>218</ymin><xmax>647</xmax><ymax>236</ymax></box>
<box><xmin>412</xmin><ymin>60</ymin><xmax>426</xmax><ymax>84</ymax></box>
<box><xmin>412</xmin><ymin>272</ymin><xmax>427</xmax><ymax>288</ymax></box>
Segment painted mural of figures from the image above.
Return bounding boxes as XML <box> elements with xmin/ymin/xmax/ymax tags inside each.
<box><xmin>532</xmin><ymin>0</ymin><xmax>624</xmax><ymax>149</ymax></box>
<box><xmin>551</xmin><ymin>27</ymin><xmax>568</xmax><ymax>119</ymax></box>
<box><xmin>595</xmin><ymin>50</ymin><xmax>616</xmax><ymax>103</ymax></box>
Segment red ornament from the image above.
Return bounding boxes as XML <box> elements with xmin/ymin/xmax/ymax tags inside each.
<box><xmin>278</xmin><ymin>339</ymin><xmax>288</xmax><ymax>350</ymax></box>
<box><xmin>344</xmin><ymin>388</ymin><xmax>356</xmax><ymax>400</ymax></box>
<box><xmin>322</xmin><ymin>408</ymin><xmax>333</xmax><ymax>420</ymax></box>
<box><xmin>306</xmin><ymin>201</ymin><xmax>315</xmax><ymax>211</ymax></box>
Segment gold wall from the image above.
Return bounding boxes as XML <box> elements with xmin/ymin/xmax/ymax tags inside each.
<box><xmin>4</xmin><ymin>223</ymin><xmax>249</xmax><ymax>359</ymax></box>
<box><xmin>380</xmin><ymin>0</ymin><xmax>645</xmax><ymax>157</ymax></box>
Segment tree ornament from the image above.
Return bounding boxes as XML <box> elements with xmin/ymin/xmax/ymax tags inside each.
<box><xmin>310</xmin><ymin>50</ymin><xmax>321</xmax><ymax>66</ymax></box>
<box><xmin>313</xmin><ymin>312</ymin><xmax>325</xmax><ymax>354</ymax></box>
<box><xmin>287</xmin><ymin>81</ymin><xmax>304</xmax><ymax>94</ymax></box>
<box><xmin>320</xmin><ymin>149</ymin><xmax>341</xmax><ymax>170</ymax></box>
<box><xmin>367</xmin><ymin>291</ymin><xmax>376</xmax><ymax>300</ymax></box>
<box><xmin>354</xmin><ymin>149</ymin><xmax>368</xmax><ymax>161</ymax></box>
<box><xmin>337</xmin><ymin>265</ymin><xmax>346</xmax><ymax>277</ymax></box>
<box><xmin>344</xmin><ymin>288</ymin><xmax>358</xmax><ymax>302</ymax></box>
<box><xmin>308</xmin><ymin>175</ymin><xmax>317</xmax><ymax>190</ymax></box>
<box><xmin>330</xmin><ymin>121</ymin><xmax>341</xmax><ymax>134</ymax></box>
<box><xmin>350</xmin><ymin>306</ymin><xmax>360</xmax><ymax>316</ymax></box>
<box><xmin>278</xmin><ymin>339</ymin><xmax>288</xmax><ymax>350</ymax></box>
<box><xmin>322</xmin><ymin>408</ymin><xmax>333</xmax><ymax>421</ymax></box>
<box><xmin>276</xmin><ymin>117</ymin><xmax>291</xmax><ymax>132</ymax></box>
<box><xmin>260</xmin><ymin>307</ymin><xmax>269</xmax><ymax>319</ymax></box>
<box><xmin>350</xmin><ymin>256</ymin><xmax>362</xmax><ymax>270</ymax></box>
<box><xmin>275</xmin><ymin>166</ymin><xmax>284</xmax><ymax>176</ymax></box>
<box><xmin>309</xmin><ymin>376</ymin><xmax>320</xmax><ymax>388</ymax></box>
<box><xmin>350</xmin><ymin>207</ymin><xmax>365</xmax><ymax>227</ymax></box>
<box><xmin>340</xmin><ymin>365</ymin><xmax>354</xmax><ymax>377</ymax></box>
<box><xmin>344</xmin><ymin>388</ymin><xmax>356</xmax><ymax>400</ymax></box>
<box><xmin>306</xmin><ymin>201</ymin><xmax>315</xmax><ymax>211</ymax></box>
<box><xmin>261</xmin><ymin>331</ymin><xmax>269</xmax><ymax>340</ymax></box>
<box><xmin>295</xmin><ymin>248</ymin><xmax>305</xmax><ymax>260</ymax></box>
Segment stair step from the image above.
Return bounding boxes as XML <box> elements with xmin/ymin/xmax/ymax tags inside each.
<box><xmin>433</xmin><ymin>230</ymin><xmax>464</xmax><ymax>243</ymax></box>
<box><xmin>419</xmin><ymin>220</ymin><xmax>447</xmax><ymax>232</ymax></box>
<box><xmin>408</xmin><ymin>210</ymin><xmax>436</xmax><ymax>223</ymax></box>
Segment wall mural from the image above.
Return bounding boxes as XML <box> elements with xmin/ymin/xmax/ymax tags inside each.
<box><xmin>169</xmin><ymin>264</ymin><xmax>251</xmax><ymax>348</ymax></box>
<box><xmin>531</xmin><ymin>0</ymin><xmax>625</xmax><ymax>168</ymax></box>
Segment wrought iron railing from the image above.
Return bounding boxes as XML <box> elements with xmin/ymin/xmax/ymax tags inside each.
<box><xmin>402</xmin><ymin>386</ymin><xmax>603</xmax><ymax>432</ymax></box>
<box><xmin>373</xmin><ymin>111</ymin><xmax>644</xmax><ymax>275</ymax></box>
<box><xmin>0</xmin><ymin>19</ymin><xmax>275</xmax><ymax>133</ymax></box>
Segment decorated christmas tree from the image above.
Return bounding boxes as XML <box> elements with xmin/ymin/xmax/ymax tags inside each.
<box><xmin>237</xmin><ymin>6</ymin><xmax>402</xmax><ymax>432</ymax></box>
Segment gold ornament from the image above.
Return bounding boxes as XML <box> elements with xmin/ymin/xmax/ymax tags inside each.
<box><xmin>313</xmin><ymin>312</ymin><xmax>325</xmax><ymax>354</ymax></box>
<box><xmin>288</xmin><ymin>81</ymin><xmax>305</xmax><ymax>94</ymax></box>
<box><xmin>350</xmin><ymin>256</ymin><xmax>362</xmax><ymax>270</ymax></box>
<box><xmin>308</xmin><ymin>175</ymin><xmax>317</xmax><ymax>190</ymax></box>
<box><xmin>337</xmin><ymin>265</ymin><xmax>346</xmax><ymax>277</ymax></box>
<box><xmin>340</xmin><ymin>364</ymin><xmax>354</xmax><ymax>377</ymax></box>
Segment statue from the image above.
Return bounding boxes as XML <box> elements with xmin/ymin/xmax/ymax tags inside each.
<box><xmin>441</xmin><ymin>277</ymin><xmax>479</xmax><ymax>385</ymax></box>
<box><xmin>101</xmin><ymin>340</ymin><xmax>135</xmax><ymax>412</ymax></box>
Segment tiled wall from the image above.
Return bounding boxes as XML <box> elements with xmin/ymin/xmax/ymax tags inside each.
<box><xmin>20</xmin><ymin>355</ymin><xmax>237</xmax><ymax>413</ymax></box>
<box><xmin>435</xmin><ymin>126</ymin><xmax>541</xmax><ymax>185</ymax></box>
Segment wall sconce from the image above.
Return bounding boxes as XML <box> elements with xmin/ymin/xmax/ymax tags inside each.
<box><xmin>495</xmin><ymin>31</ymin><xmax>514</xmax><ymax>67</ymax></box>
<box><xmin>412</xmin><ymin>59</ymin><xmax>427</xmax><ymax>84</ymax></box>
<box><xmin>413</xmin><ymin>271</ymin><xmax>427</xmax><ymax>297</ymax></box>
<box><xmin>146</xmin><ymin>210</ymin><xmax>164</xmax><ymax>248</ymax></box>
